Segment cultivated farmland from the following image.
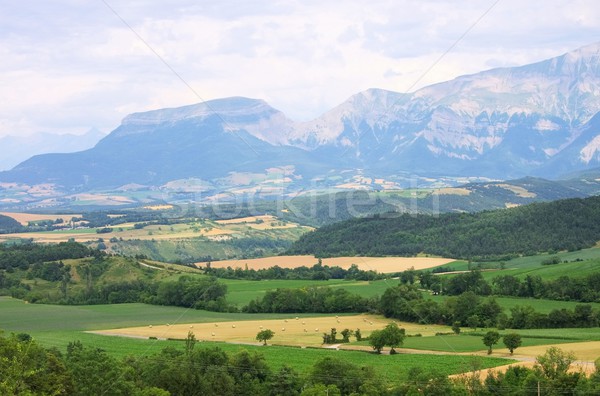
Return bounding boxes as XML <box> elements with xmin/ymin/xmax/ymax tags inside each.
<box><xmin>197</xmin><ymin>255</ymin><xmax>455</xmax><ymax>273</ymax></box>
<box><xmin>92</xmin><ymin>314</ymin><xmax>447</xmax><ymax>346</ymax></box>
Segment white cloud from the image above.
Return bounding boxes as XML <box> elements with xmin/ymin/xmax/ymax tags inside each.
<box><xmin>0</xmin><ymin>0</ymin><xmax>599</xmax><ymax>137</ymax></box>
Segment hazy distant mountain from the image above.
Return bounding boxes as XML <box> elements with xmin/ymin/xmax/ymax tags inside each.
<box><xmin>0</xmin><ymin>98</ymin><xmax>321</xmax><ymax>189</ymax></box>
<box><xmin>2</xmin><ymin>42</ymin><xmax>600</xmax><ymax>192</ymax></box>
<box><xmin>0</xmin><ymin>128</ymin><xmax>106</xmax><ymax>171</ymax></box>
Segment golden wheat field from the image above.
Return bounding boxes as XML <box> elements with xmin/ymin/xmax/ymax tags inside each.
<box><xmin>196</xmin><ymin>255</ymin><xmax>455</xmax><ymax>273</ymax></box>
<box><xmin>91</xmin><ymin>314</ymin><xmax>447</xmax><ymax>347</ymax></box>
<box><xmin>0</xmin><ymin>212</ymin><xmax>81</xmax><ymax>225</ymax></box>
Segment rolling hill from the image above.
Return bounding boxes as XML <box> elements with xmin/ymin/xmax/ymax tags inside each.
<box><xmin>287</xmin><ymin>195</ymin><xmax>600</xmax><ymax>259</ymax></box>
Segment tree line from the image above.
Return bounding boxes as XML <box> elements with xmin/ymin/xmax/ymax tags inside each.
<box><xmin>20</xmin><ymin>274</ymin><xmax>232</xmax><ymax>312</ymax></box>
<box><xmin>421</xmin><ymin>269</ymin><xmax>600</xmax><ymax>304</ymax></box>
<box><xmin>205</xmin><ymin>261</ymin><xmax>381</xmax><ymax>281</ymax></box>
<box><xmin>239</xmin><ymin>281</ymin><xmax>599</xmax><ymax>330</ymax></box>
<box><xmin>287</xmin><ymin>196</ymin><xmax>600</xmax><ymax>259</ymax></box>
<box><xmin>243</xmin><ymin>287</ymin><xmax>375</xmax><ymax>314</ymax></box>
<box><xmin>380</xmin><ymin>283</ymin><xmax>600</xmax><ymax>329</ymax></box>
<box><xmin>3</xmin><ymin>331</ymin><xmax>600</xmax><ymax>395</ymax></box>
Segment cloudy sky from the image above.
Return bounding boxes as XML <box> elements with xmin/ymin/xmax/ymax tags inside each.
<box><xmin>1</xmin><ymin>0</ymin><xmax>599</xmax><ymax>138</ymax></box>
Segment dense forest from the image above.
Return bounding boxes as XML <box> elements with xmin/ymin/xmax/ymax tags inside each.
<box><xmin>288</xmin><ymin>196</ymin><xmax>600</xmax><ymax>259</ymax></box>
<box><xmin>3</xmin><ymin>331</ymin><xmax>600</xmax><ymax>396</ymax></box>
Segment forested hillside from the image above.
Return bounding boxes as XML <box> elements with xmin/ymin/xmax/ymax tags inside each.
<box><xmin>288</xmin><ymin>196</ymin><xmax>600</xmax><ymax>259</ymax></box>
<box><xmin>0</xmin><ymin>214</ymin><xmax>23</xmax><ymax>233</ymax></box>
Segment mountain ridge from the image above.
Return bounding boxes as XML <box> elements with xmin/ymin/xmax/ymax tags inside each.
<box><xmin>2</xmin><ymin>42</ymin><xmax>600</xmax><ymax>196</ymax></box>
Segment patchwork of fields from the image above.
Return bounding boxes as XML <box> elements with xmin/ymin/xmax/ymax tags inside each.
<box><xmin>0</xmin><ymin>297</ymin><xmax>514</xmax><ymax>381</ymax></box>
<box><xmin>4</xmin><ymin>210</ymin><xmax>600</xmax><ymax>386</ymax></box>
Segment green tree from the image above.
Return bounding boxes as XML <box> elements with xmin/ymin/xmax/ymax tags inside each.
<box><xmin>0</xmin><ymin>332</ymin><xmax>73</xmax><ymax>395</ymax></box>
<box><xmin>369</xmin><ymin>329</ymin><xmax>386</xmax><ymax>354</ymax></box>
<box><xmin>383</xmin><ymin>322</ymin><xmax>405</xmax><ymax>354</ymax></box>
<box><xmin>300</xmin><ymin>383</ymin><xmax>341</xmax><ymax>396</ymax></box>
<box><xmin>185</xmin><ymin>331</ymin><xmax>196</xmax><ymax>355</ymax></box>
<box><xmin>503</xmin><ymin>333</ymin><xmax>522</xmax><ymax>355</ymax></box>
<box><xmin>451</xmin><ymin>321</ymin><xmax>461</xmax><ymax>335</ymax></box>
<box><xmin>256</xmin><ymin>329</ymin><xmax>275</xmax><ymax>345</ymax></box>
<box><xmin>467</xmin><ymin>314</ymin><xmax>480</xmax><ymax>330</ymax></box>
<box><xmin>66</xmin><ymin>341</ymin><xmax>136</xmax><ymax>395</ymax></box>
<box><xmin>340</xmin><ymin>328</ymin><xmax>352</xmax><ymax>343</ymax></box>
<box><xmin>482</xmin><ymin>331</ymin><xmax>501</xmax><ymax>355</ymax></box>
<box><xmin>535</xmin><ymin>347</ymin><xmax>576</xmax><ymax>380</ymax></box>
<box><xmin>270</xmin><ymin>365</ymin><xmax>302</xmax><ymax>396</ymax></box>
<box><xmin>309</xmin><ymin>356</ymin><xmax>374</xmax><ymax>395</ymax></box>
<box><xmin>354</xmin><ymin>328</ymin><xmax>362</xmax><ymax>341</ymax></box>
<box><xmin>368</xmin><ymin>323</ymin><xmax>405</xmax><ymax>354</ymax></box>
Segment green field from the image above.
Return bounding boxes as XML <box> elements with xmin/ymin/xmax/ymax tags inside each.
<box><xmin>221</xmin><ymin>278</ymin><xmax>396</xmax><ymax>306</ymax></box>
<box><xmin>426</xmin><ymin>294</ymin><xmax>600</xmax><ymax>314</ymax></box>
<box><xmin>192</xmin><ymin>343</ymin><xmax>511</xmax><ymax>381</ymax></box>
<box><xmin>440</xmin><ymin>247</ymin><xmax>600</xmax><ymax>280</ymax></box>
<box><xmin>404</xmin><ymin>331</ymin><xmax>600</xmax><ymax>352</ymax></box>
<box><xmin>0</xmin><ymin>297</ymin><xmax>515</xmax><ymax>381</ymax></box>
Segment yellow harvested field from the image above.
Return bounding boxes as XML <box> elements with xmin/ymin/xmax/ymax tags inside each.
<box><xmin>143</xmin><ymin>204</ymin><xmax>174</xmax><ymax>210</ymax></box>
<box><xmin>451</xmin><ymin>361</ymin><xmax>597</xmax><ymax>382</ymax></box>
<box><xmin>215</xmin><ymin>215</ymin><xmax>305</xmax><ymax>230</ymax></box>
<box><xmin>92</xmin><ymin>315</ymin><xmax>447</xmax><ymax>346</ymax></box>
<box><xmin>215</xmin><ymin>215</ymin><xmax>275</xmax><ymax>224</ymax></box>
<box><xmin>197</xmin><ymin>255</ymin><xmax>455</xmax><ymax>273</ymax></box>
<box><xmin>496</xmin><ymin>184</ymin><xmax>537</xmax><ymax>198</ymax></box>
<box><xmin>433</xmin><ymin>188</ymin><xmax>471</xmax><ymax>196</ymax></box>
<box><xmin>0</xmin><ymin>212</ymin><xmax>81</xmax><ymax>225</ymax></box>
<box><xmin>334</xmin><ymin>183</ymin><xmax>370</xmax><ymax>190</ymax></box>
<box><xmin>0</xmin><ymin>227</ymin><xmax>235</xmax><ymax>244</ymax></box>
<box><xmin>0</xmin><ymin>232</ymin><xmax>103</xmax><ymax>243</ymax></box>
<box><xmin>451</xmin><ymin>341</ymin><xmax>600</xmax><ymax>381</ymax></box>
<box><xmin>515</xmin><ymin>341</ymin><xmax>600</xmax><ymax>362</ymax></box>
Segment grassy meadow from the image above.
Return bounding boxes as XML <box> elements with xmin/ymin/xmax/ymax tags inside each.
<box><xmin>0</xmin><ymin>296</ymin><xmax>513</xmax><ymax>381</ymax></box>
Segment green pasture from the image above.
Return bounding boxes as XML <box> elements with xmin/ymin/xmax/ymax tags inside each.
<box><xmin>0</xmin><ymin>296</ymin><xmax>326</xmax><ymax>333</ymax></box>
<box><xmin>221</xmin><ymin>278</ymin><xmax>395</xmax><ymax>306</ymax></box>
<box><xmin>437</xmin><ymin>247</ymin><xmax>600</xmax><ymax>280</ymax></box>
<box><xmin>0</xmin><ymin>296</ymin><xmax>514</xmax><ymax>381</ymax></box>
<box><xmin>426</xmin><ymin>294</ymin><xmax>600</xmax><ymax>313</ymax></box>
<box><xmin>349</xmin><ymin>326</ymin><xmax>600</xmax><ymax>353</ymax></box>
<box><xmin>193</xmin><ymin>343</ymin><xmax>512</xmax><ymax>381</ymax></box>
<box><xmin>402</xmin><ymin>333</ymin><xmax>595</xmax><ymax>353</ymax></box>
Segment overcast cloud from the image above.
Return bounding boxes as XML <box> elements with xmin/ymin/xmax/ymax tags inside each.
<box><xmin>1</xmin><ymin>0</ymin><xmax>599</xmax><ymax>137</ymax></box>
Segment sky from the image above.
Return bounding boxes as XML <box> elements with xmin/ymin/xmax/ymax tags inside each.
<box><xmin>1</xmin><ymin>0</ymin><xmax>599</xmax><ymax>138</ymax></box>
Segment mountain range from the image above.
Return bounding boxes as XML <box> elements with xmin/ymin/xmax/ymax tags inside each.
<box><xmin>1</xmin><ymin>42</ymin><xmax>600</xmax><ymax>204</ymax></box>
